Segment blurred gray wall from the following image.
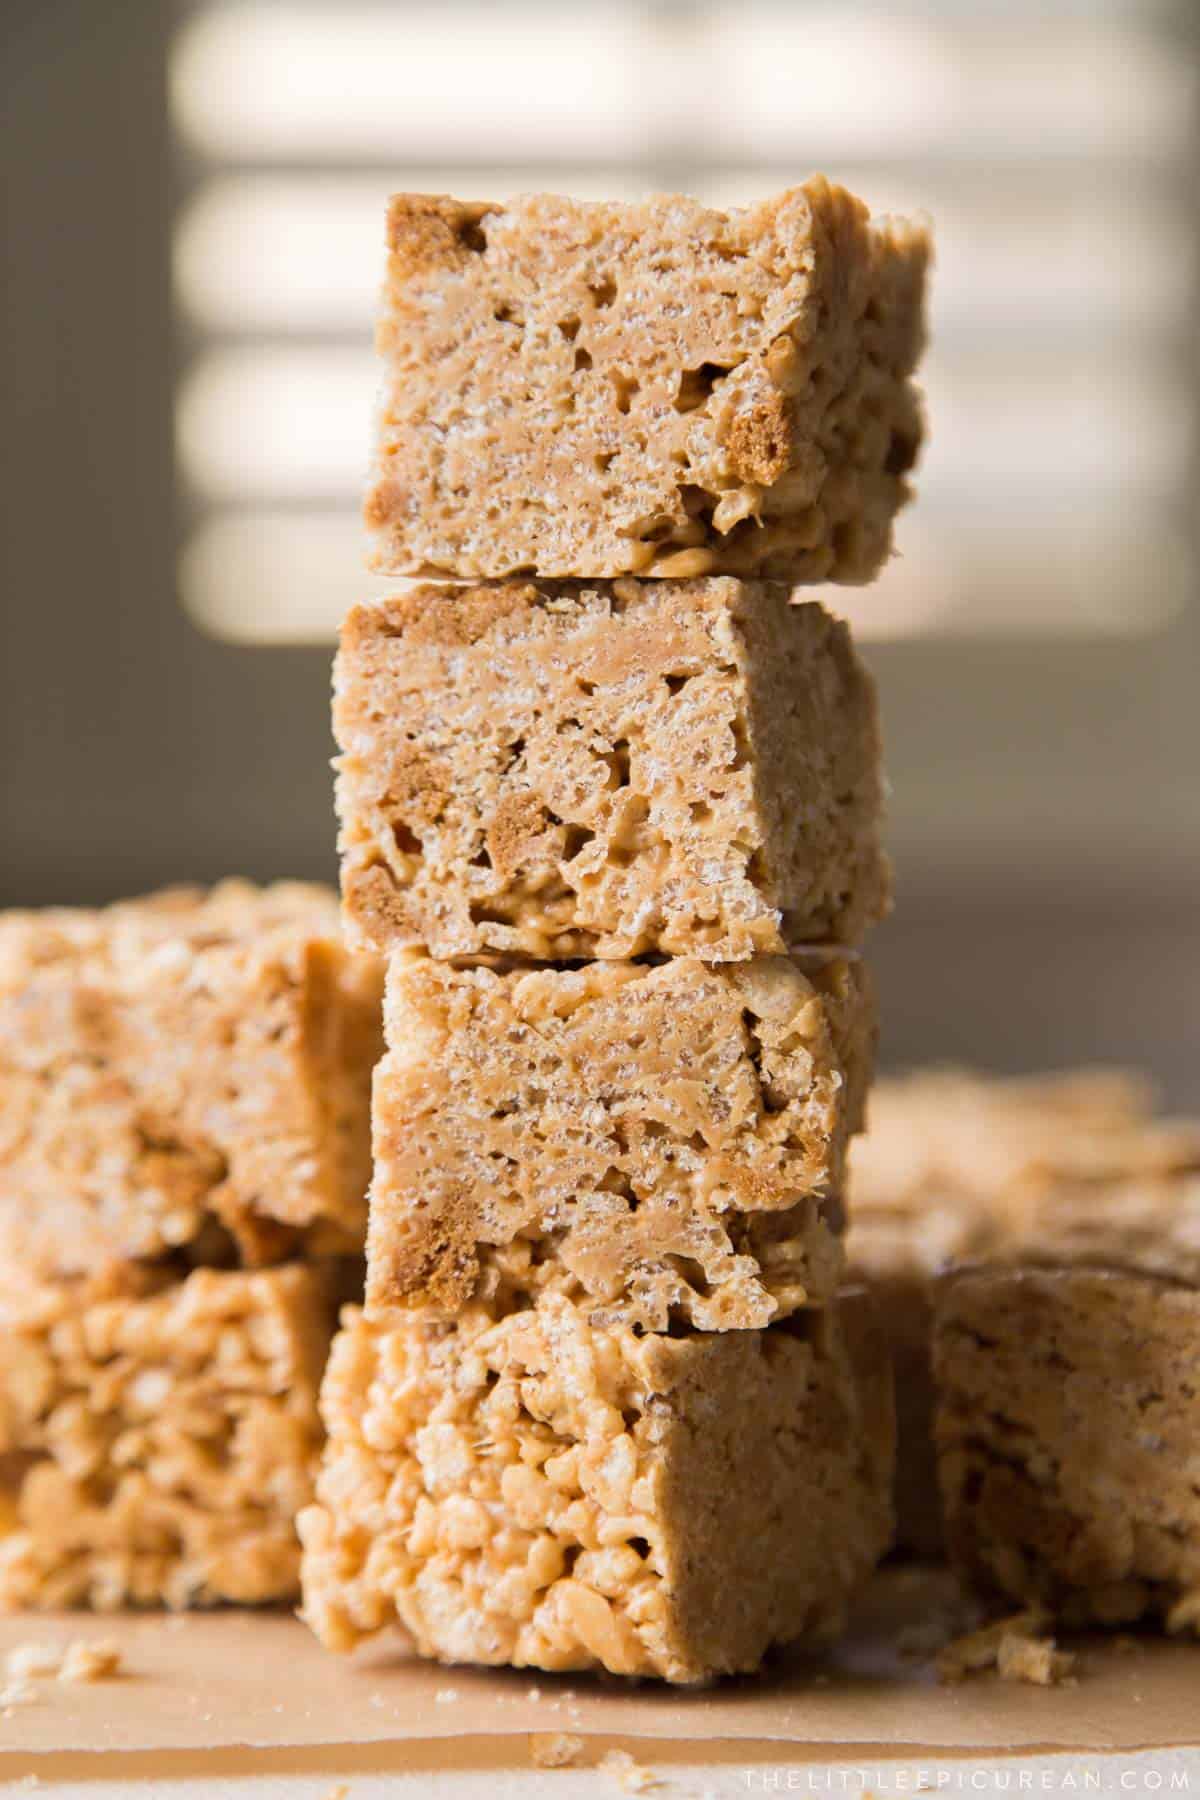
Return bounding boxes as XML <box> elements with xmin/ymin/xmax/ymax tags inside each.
<box><xmin>1</xmin><ymin>0</ymin><xmax>1197</xmax><ymax>1102</ymax></box>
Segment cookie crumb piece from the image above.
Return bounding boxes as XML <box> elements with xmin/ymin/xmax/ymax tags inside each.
<box><xmin>434</xmin><ymin>1686</ymin><xmax>459</xmax><ymax>1704</ymax></box>
<box><xmin>59</xmin><ymin>1640</ymin><xmax>122</xmax><ymax>1683</ymax></box>
<box><xmin>530</xmin><ymin>1732</ymin><xmax>586</xmax><ymax>1769</ymax></box>
<box><xmin>996</xmin><ymin>1632</ymin><xmax>1076</xmax><ymax>1686</ymax></box>
<box><xmin>937</xmin><ymin>1609</ymin><xmax>1074</xmax><ymax>1685</ymax></box>
<box><xmin>600</xmin><ymin>1748</ymin><xmax>660</xmax><ymax>1792</ymax></box>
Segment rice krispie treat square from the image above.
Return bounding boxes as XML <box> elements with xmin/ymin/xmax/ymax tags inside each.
<box><xmin>0</xmin><ymin>1262</ymin><xmax>343</xmax><ymax>1611</ymax></box>
<box><xmin>934</xmin><ymin>1265</ymin><xmax>1200</xmax><ymax>1633</ymax></box>
<box><xmin>845</xmin><ymin>1068</ymin><xmax>1196</xmax><ymax>1555</ymax></box>
<box><xmin>336</xmin><ymin>581</ymin><xmax>887</xmax><ymax>961</ymax></box>
<box><xmin>0</xmin><ymin>882</ymin><xmax>382</xmax><ymax>1274</ymax></box>
<box><xmin>367</xmin><ymin>950</ymin><xmax>873</xmax><ymax>1333</ymax></box>
<box><xmin>366</xmin><ymin>184</ymin><xmax>929</xmax><ymax>583</ymax></box>
<box><xmin>299</xmin><ymin>1289</ymin><xmax>895</xmax><ymax>1683</ymax></box>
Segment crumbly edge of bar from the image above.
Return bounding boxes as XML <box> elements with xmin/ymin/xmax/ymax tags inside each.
<box><xmin>933</xmin><ymin>1264</ymin><xmax>1200</xmax><ymax>1631</ymax></box>
<box><xmin>365</xmin><ymin>183</ymin><xmax>929</xmax><ymax>582</ymax></box>
<box><xmin>365</xmin><ymin>950</ymin><xmax>872</xmax><ymax>1329</ymax></box>
<box><xmin>336</xmin><ymin>580</ymin><xmax>886</xmax><ymax>961</ymax></box>
<box><xmin>0</xmin><ymin>1263</ymin><xmax>339</xmax><ymax>1610</ymax></box>
<box><xmin>299</xmin><ymin>1291</ymin><xmax>893</xmax><ymax>1682</ymax></box>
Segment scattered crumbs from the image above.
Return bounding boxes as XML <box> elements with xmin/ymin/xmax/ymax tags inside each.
<box><xmin>6</xmin><ymin>1645</ymin><xmax>60</xmax><ymax>1682</ymax></box>
<box><xmin>530</xmin><ymin>1731</ymin><xmax>586</xmax><ymax>1769</ymax></box>
<box><xmin>996</xmin><ymin>1632</ymin><xmax>1076</xmax><ymax>1687</ymax></box>
<box><xmin>326</xmin><ymin>1786</ymin><xmax>350</xmax><ymax>1800</ymax></box>
<box><xmin>368</xmin><ymin>1692</ymin><xmax>385</xmax><ymax>1709</ymax></box>
<box><xmin>526</xmin><ymin>1684</ymin><xmax>542</xmax><ymax>1701</ymax></box>
<box><xmin>59</xmin><ymin>1640</ymin><xmax>122</xmax><ymax>1683</ymax></box>
<box><xmin>599</xmin><ymin>1747</ymin><xmax>660</xmax><ymax>1793</ymax></box>
<box><xmin>937</xmin><ymin>1610</ymin><xmax>1075</xmax><ymax>1687</ymax></box>
<box><xmin>434</xmin><ymin>1687</ymin><xmax>459</xmax><ymax>1704</ymax></box>
<box><xmin>0</xmin><ymin>1681</ymin><xmax>38</xmax><ymax>1712</ymax></box>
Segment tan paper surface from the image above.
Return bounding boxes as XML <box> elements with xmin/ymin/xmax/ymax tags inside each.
<box><xmin>0</xmin><ymin>1571</ymin><xmax>1196</xmax><ymax>1762</ymax></box>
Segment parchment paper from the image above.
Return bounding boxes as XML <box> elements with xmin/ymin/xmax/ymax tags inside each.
<box><xmin>1</xmin><ymin>1569</ymin><xmax>1196</xmax><ymax>1763</ymax></box>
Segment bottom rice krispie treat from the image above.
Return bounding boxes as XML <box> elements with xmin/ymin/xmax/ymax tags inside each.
<box><xmin>934</xmin><ymin>1264</ymin><xmax>1200</xmax><ymax>1632</ymax></box>
<box><xmin>0</xmin><ymin>1262</ymin><xmax>344</xmax><ymax>1610</ymax></box>
<box><xmin>300</xmin><ymin>1290</ymin><xmax>895</xmax><ymax>1683</ymax></box>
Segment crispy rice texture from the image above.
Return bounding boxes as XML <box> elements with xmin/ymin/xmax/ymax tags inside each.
<box><xmin>367</xmin><ymin>951</ymin><xmax>873</xmax><ymax>1332</ymax></box>
<box><xmin>0</xmin><ymin>881</ymin><xmax>382</xmax><ymax>1273</ymax></box>
<box><xmin>300</xmin><ymin>1290</ymin><xmax>895</xmax><ymax>1683</ymax></box>
<box><xmin>366</xmin><ymin>184</ymin><xmax>928</xmax><ymax>583</ymax></box>
<box><xmin>935</xmin><ymin>1265</ymin><xmax>1200</xmax><ymax>1634</ymax></box>
<box><xmin>0</xmin><ymin>1262</ymin><xmax>345</xmax><ymax>1611</ymax></box>
<box><xmin>335</xmin><ymin>581</ymin><xmax>887</xmax><ymax>962</ymax></box>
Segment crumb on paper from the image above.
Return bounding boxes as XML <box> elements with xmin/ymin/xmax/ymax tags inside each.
<box><xmin>0</xmin><ymin>1681</ymin><xmax>38</xmax><ymax>1711</ymax></box>
<box><xmin>6</xmin><ymin>1639</ymin><xmax>123</xmax><ymax>1686</ymax></box>
<box><xmin>599</xmin><ymin>1747</ymin><xmax>660</xmax><ymax>1793</ymax></box>
<box><xmin>6</xmin><ymin>1645</ymin><xmax>60</xmax><ymax>1682</ymax></box>
<box><xmin>325</xmin><ymin>1786</ymin><xmax>350</xmax><ymax>1800</ymax></box>
<box><xmin>936</xmin><ymin>1609</ymin><xmax>1075</xmax><ymax>1686</ymax></box>
<box><xmin>434</xmin><ymin>1686</ymin><xmax>459</xmax><ymax>1704</ymax></box>
<box><xmin>526</xmin><ymin>1683</ymin><xmax>542</xmax><ymax>1700</ymax></box>
<box><xmin>59</xmin><ymin>1640</ymin><xmax>122</xmax><ymax>1683</ymax></box>
<box><xmin>996</xmin><ymin>1632</ymin><xmax>1076</xmax><ymax>1686</ymax></box>
<box><xmin>530</xmin><ymin>1732</ymin><xmax>586</xmax><ymax>1769</ymax></box>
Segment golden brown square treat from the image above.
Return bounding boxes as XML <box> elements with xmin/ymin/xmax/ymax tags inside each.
<box><xmin>366</xmin><ymin>185</ymin><xmax>928</xmax><ymax>583</ymax></box>
<box><xmin>0</xmin><ymin>1262</ymin><xmax>345</xmax><ymax>1611</ymax></box>
<box><xmin>336</xmin><ymin>581</ymin><xmax>887</xmax><ymax>961</ymax></box>
<box><xmin>934</xmin><ymin>1265</ymin><xmax>1200</xmax><ymax>1633</ymax></box>
<box><xmin>846</xmin><ymin>1069</ymin><xmax>1199</xmax><ymax>1556</ymax></box>
<box><xmin>299</xmin><ymin>1289</ymin><xmax>894</xmax><ymax>1683</ymax></box>
<box><xmin>367</xmin><ymin>950</ymin><xmax>873</xmax><ymax>1333</ymax></box>
<box><xmin>0</xmin><ymin>881</ymin><xmax>382</xmax><ymax>1274</ymax></box>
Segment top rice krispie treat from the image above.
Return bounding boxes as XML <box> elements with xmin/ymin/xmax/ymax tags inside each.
<box><xmin>365</xmin><ymin>183</ymin><xmax>929</xmax><ymax>582</ymax></box>
<box><xmin>0</xmin><ymin>881</ymin><xmax>382</xmax><ymax>1275</ymax></box>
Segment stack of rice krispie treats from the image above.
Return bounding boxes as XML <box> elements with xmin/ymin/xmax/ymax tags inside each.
<box><xmin>0</xmin><ymin>882</ymin><xmax>381</xmax><ymax>1609</ymax></box>
<box><xmin>299</xmin><ymin>184</ymin><xmax>932</xmax><ymax>1683</ymax></box>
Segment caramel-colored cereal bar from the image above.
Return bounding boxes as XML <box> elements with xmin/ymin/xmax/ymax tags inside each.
<box><xmin>0</xmin><ymin>1262</ymin><xmax>343</xmax><ymax>1610</ymax></box>
<box><xmin>336</xmin><ymin>581</ymin><xmax>887</xmax><ymax>961</ymax></box>
<box><xmin>0</xmin><ymin>882</ymin><xmax>382</xmax><ymax>1274</ymax></box>
<box><xmin>300</xmin><ymin>1290</ymin><xmax>894</xmax><ymax>1683</ymax></box>
<box><xmin>366</xmin><ymin>184</ymin><xmax>928</xmax><ymax>583</ymax></box>
<box><xmin>846</xmin><ymin>1068</ymin><xmax>1195</xmax><ymax>1555</ymax></box>
<box><xmin>368</xmin><ymin>950</ymin><xmax>873</xmax><ymax>1332</ymax></box>
<box><xmin>934</xmin><ymin>1265</ymin><xmax>1200</xmax><ymax>1632</ymax></box>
